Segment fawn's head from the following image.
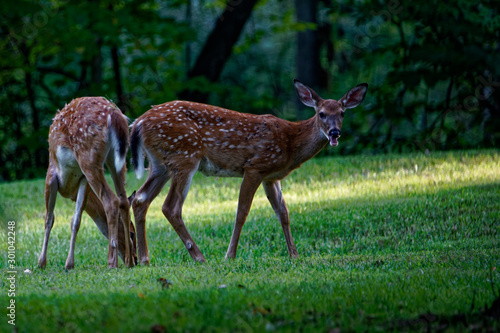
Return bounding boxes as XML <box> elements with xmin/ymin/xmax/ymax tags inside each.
<box><xmin>294</xmin><ymin>79</ymin><xmax>368</xmax><ymax>146</ymax></box>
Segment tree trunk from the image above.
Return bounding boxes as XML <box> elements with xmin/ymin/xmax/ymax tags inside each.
<box><xmin>294</xmin><ymin>0</ymin><xmax>327</xmax><ymax>116</ymax></box>
<box><xmin>111</xmin><ymin>45</ymin><xmax>128</xmax><ymax>114</ymax></box>
<box><xmin>180</xmin><ymin>0</ymin><xmax>259</xmax><ymax>102</ymax></box>
<box><xmin>25</xmin><ymin>70</ymin><xmax>42</xmax><ymax>168</ymax></box>
<box><xmin>91</xmin><ymin>37</ymin><xmax>103</xmax><ymax>87</ymax></box>
<box><xmin>185</xmin><ymin>0</ymin><xmax>192</xmax><ymax>78</ymax></box>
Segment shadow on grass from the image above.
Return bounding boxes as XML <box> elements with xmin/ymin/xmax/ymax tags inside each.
<box><xmin>388</xmin><ymin>293</ymin><xmax>500</xmax><ymax>331</ymax></box>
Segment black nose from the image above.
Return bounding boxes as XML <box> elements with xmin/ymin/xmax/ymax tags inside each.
<box><xmin>329</xmin><ymin>129</ymin><xmax>341</xmax><ymax>138</ymax></box>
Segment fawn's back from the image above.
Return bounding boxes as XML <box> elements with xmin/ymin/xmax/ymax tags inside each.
<box><xmin>132</xmin><ymin>100</ymin><xmax>315</xmax><ymax>181</ymax></box>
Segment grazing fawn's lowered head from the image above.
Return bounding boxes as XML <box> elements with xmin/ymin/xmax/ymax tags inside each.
<box><xmin>294</xmin><ymin>79</ymin><xmax>368</xmax><ymax>147</ymax></box>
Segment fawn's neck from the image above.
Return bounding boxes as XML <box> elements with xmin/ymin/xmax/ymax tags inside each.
<box><xmin>289</xmin><ymin>116</ymin><xmax>329</xmax><ymax>168</ymax></box>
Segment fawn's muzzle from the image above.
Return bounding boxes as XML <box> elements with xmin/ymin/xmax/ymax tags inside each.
<box><xmin>328</xmin><ymin>129</ymin><xmax>341</xmax><ymax>146</ymax></box>
<box><xmin>329</xmin><ymin>129</ymin><xmax>341</xmax><ymax>138</ymax></box>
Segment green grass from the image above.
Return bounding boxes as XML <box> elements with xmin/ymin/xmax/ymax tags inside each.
<box><xmin>1</xmin><ymin>150</ymin><xmax>499</xmax><ymax>332</ymax></box>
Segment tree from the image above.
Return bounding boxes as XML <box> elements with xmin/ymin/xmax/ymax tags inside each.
<box><xmin>180</xmin><ymin>0</ymin><xmax>259</xmax><ymax>102</ymax></box>
<box><xmin>294</xmin><ymin>0</ymin><xmax>332</xmax><ymax>115</ymax></box>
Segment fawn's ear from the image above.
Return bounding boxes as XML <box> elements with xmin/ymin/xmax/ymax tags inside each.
<box><xmin>340</xmin><ymin>83</ymin><xmax>368</xmax><ymax>109</ymax></box>
<box><xmin>294</xmin><ymin>79</ymin><xmax>323</xmax><ymax>108</ymax></box>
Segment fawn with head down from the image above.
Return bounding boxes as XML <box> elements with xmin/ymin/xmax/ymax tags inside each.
<box><xmin>130</xmin><ymin>79</ymin><xmax>367</xmax><ymax>264</ymax></box>
<box><xmin>38</xmin><ymin>97</ymin><xmax>136</xmax><ymax>269</ymax></box>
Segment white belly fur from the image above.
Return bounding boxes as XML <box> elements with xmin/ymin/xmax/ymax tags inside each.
<box><xmin>56</xmin><ymin>146</ymin><xmax>84</xmax><ymax>190</ymax></box>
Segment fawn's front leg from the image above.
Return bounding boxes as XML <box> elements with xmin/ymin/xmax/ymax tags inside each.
<box><xmin>225</xmin><ymin>172</ymin><xmax>263</xmax><ymax>259</ymax></box>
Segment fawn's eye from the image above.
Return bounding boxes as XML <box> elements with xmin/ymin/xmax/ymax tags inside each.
<box><xmin>340</xmin><ymin>111</ymin><xmax>345</xmax><ymax>118</ymax></box>
<box><xmin>318</xmin><ymin>111</ymin><xmax>326</xmax><ymax>119</ymax></box>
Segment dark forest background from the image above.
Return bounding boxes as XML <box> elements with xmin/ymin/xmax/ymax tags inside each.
<box><xmin>0</xmin><ymin>0</ymin><xmax>499</xmax><ymax>181</ymax></box>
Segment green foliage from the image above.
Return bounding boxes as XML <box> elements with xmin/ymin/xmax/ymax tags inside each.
<box><xmin>0</xmin><ymin>0</ymin><xmax>193</xmax><ymax>181</ymax></box>
<box><xmin>0</xmin><ymin>150</ymin><xmax>499</xmax><ymax>331</ymax></box>
<box><xmin>334</xmin><ymin>0</ymin><xmax>500</xmax><ymax>154</ymax></box>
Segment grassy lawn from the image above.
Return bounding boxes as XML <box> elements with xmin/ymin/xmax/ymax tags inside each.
<box><xmin>1</xmin><ymin>150</ymin><xmax>499</xmax><ymax>332</ymax></box>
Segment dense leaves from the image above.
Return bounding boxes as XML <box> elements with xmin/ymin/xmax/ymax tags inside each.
<box><xmin>337</xmin><ymin>0</ymin><xmax>500</xmax><ymax>154</ymax></box>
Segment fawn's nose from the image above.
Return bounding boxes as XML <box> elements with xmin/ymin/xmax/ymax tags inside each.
<box><xmin>329</xmin><ymin>129</ymin><xmax>341</xmax><ymax>138</ymax></box>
